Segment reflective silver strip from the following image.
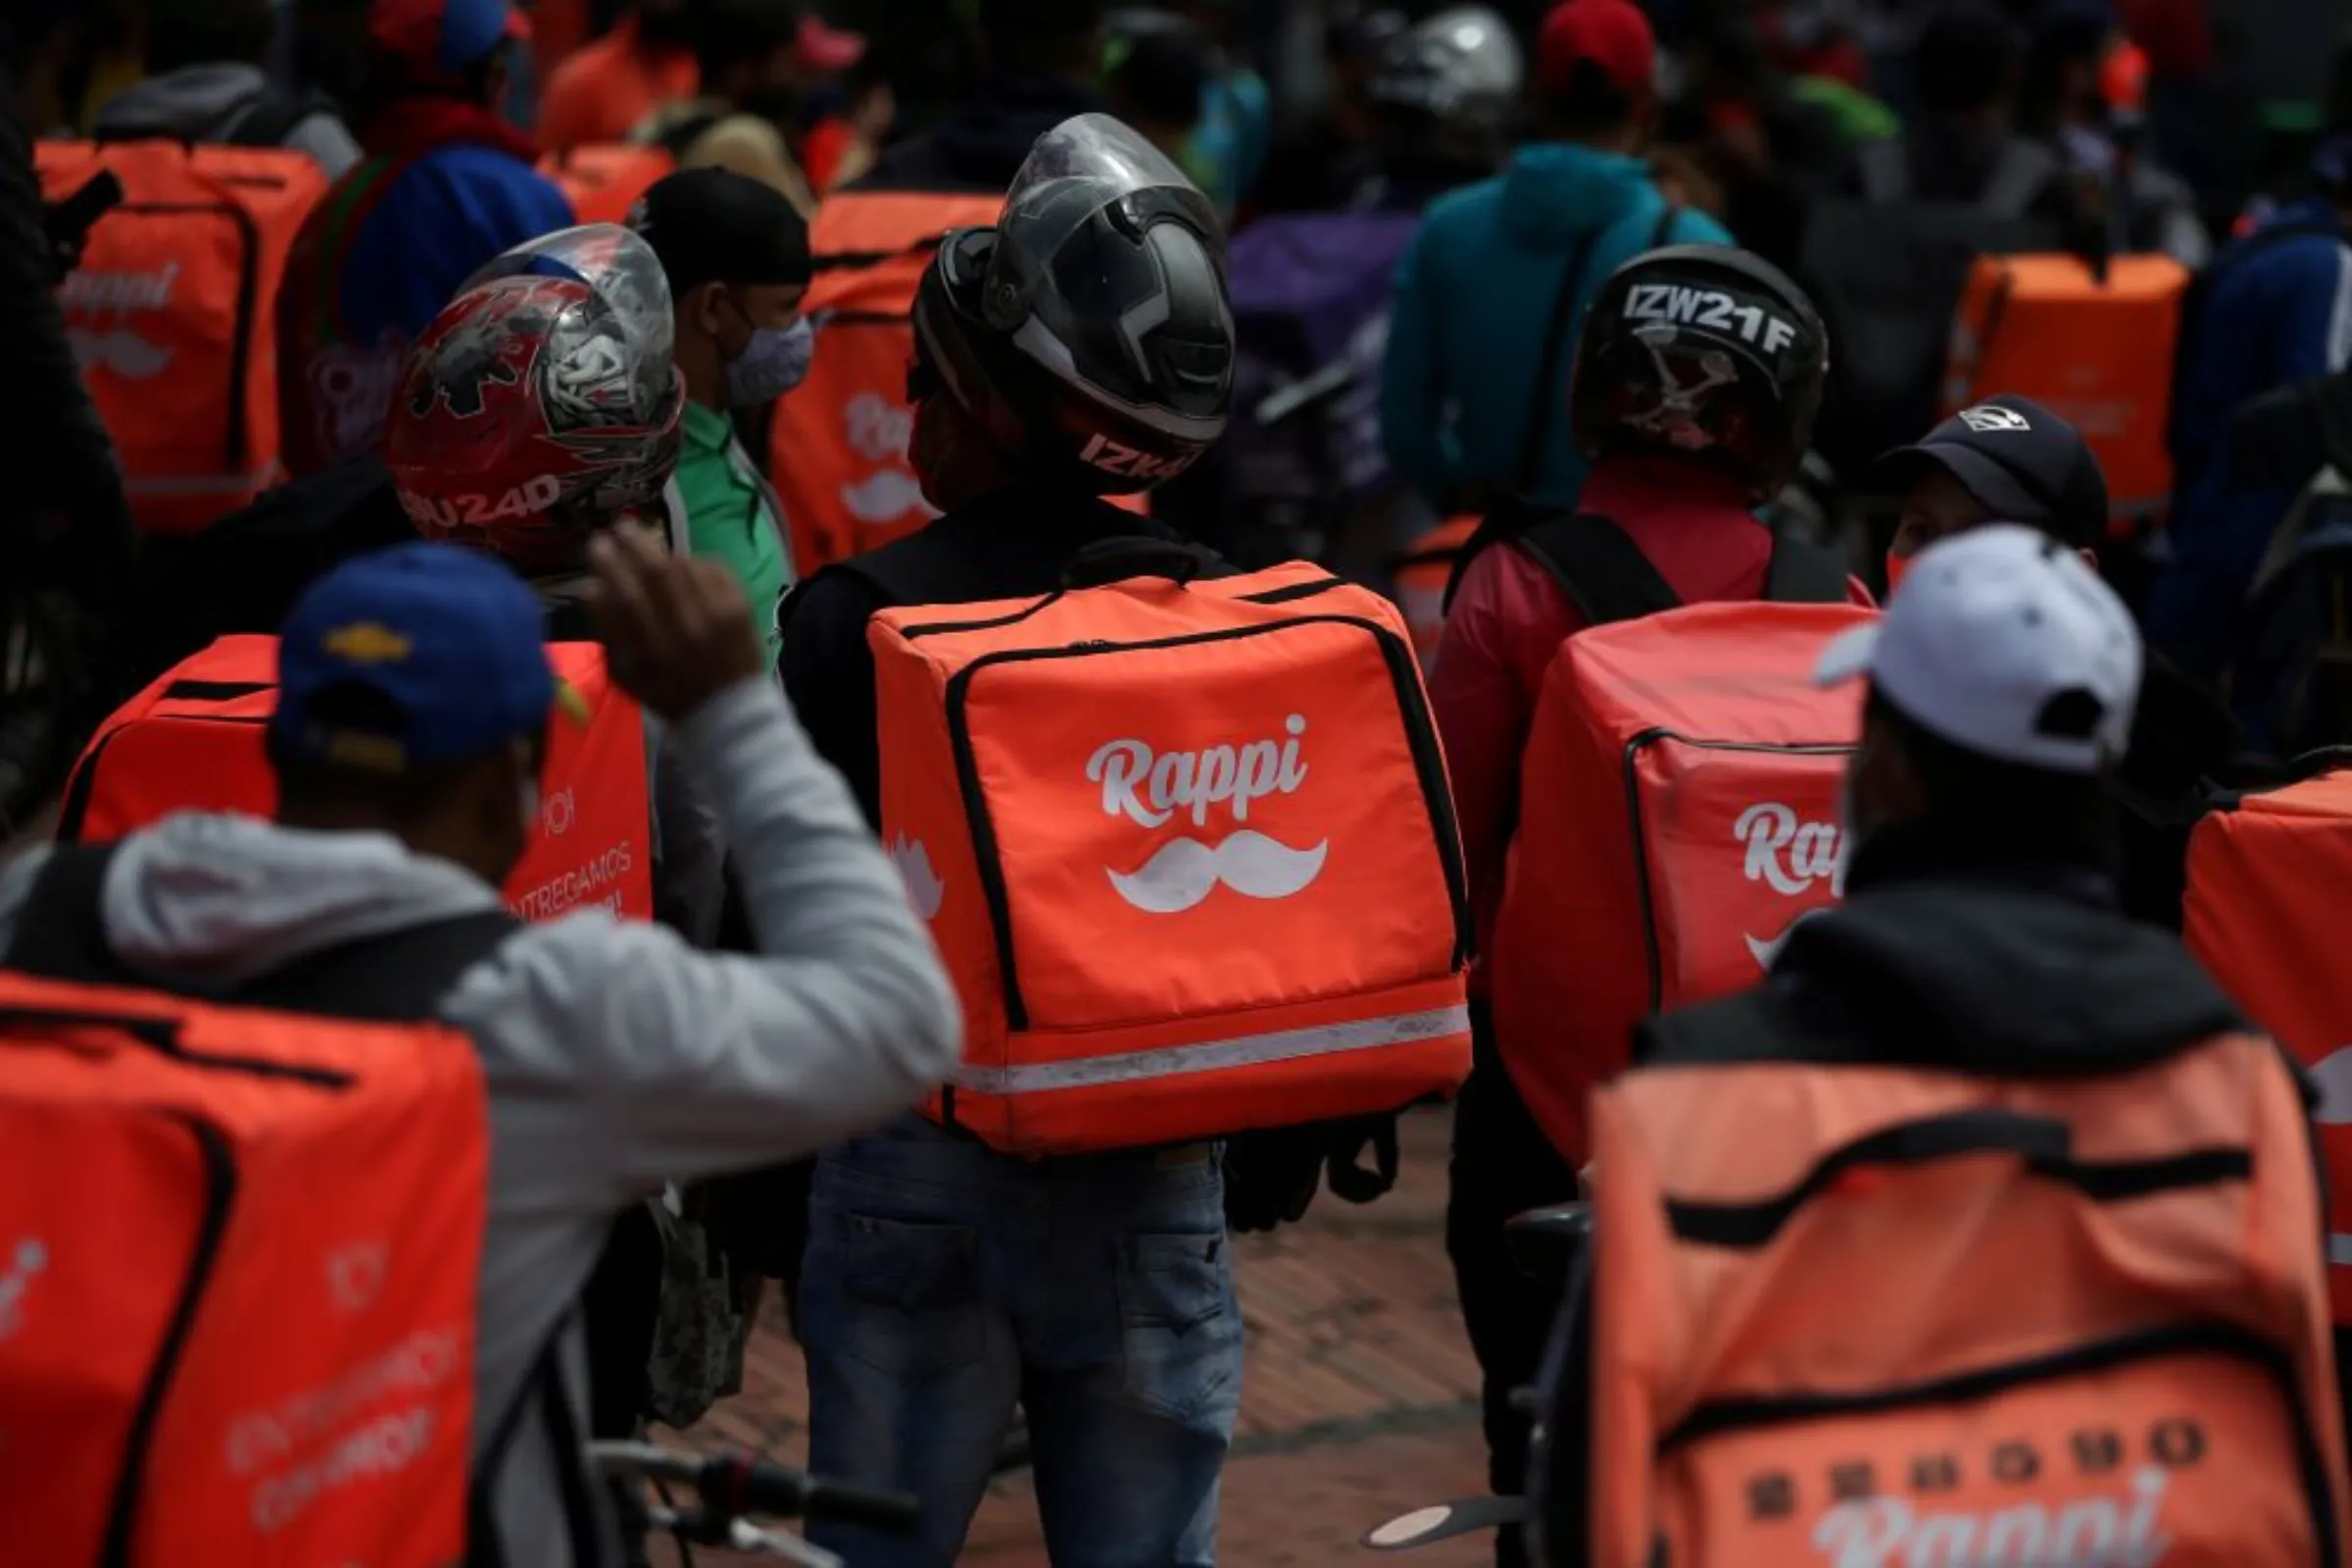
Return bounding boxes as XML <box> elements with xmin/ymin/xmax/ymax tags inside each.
<box><xmin>955</xmin><ymin>1004</ymin><xmax>1470</xmax><ymax>1097</ymax></box>
<box><xmin>2329</xmin><ymin>1234</ymin><xmax>2352</xmax><ymax>1269</ymax></box>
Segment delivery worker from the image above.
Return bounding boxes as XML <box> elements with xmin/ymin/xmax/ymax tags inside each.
<box><xmin>1526</xmin><ymin>523</ymin><xmax>2349</xmax><ymax>1564</ymax></box>
<box><xmin>1433</xmin><ymin>240</ymin><xmax>1862</xmax><ymax>1565</ymax></box>
<box><xmin>767</xmin><ymin>0</ymin><xmax>1113</xmax><ymax>573</ymax></box>
<box><xmin>631</xmin><ymin>166</ymin><xmax>810</xmax><ymax>672</ymax></box>
<box><xmin>275</xmin><ymin>0</ymin><xmax>574</xmax><ymax>476</ymax></box>
<box><xmin>0</xmin><ymin>527</ymin><xmax>960</xmax><ymax>1568</ymax></box>
<box><xmin>779</xmin><ymin>114</ymin><xmax>1240</xmax><ymax>1567</ymax></box>
<box><xmin>1379</xmin><ymin>0</ymin><xmax>1729</xmax><ymax>516</ymax></box>
<box><xmin>1869</xmin><ymin>395</ymin><xmax>2240</xmax><ymax>928</ymax></box>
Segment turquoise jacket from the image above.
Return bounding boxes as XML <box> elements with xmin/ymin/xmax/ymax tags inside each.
<box><xmin>1380</xmin><ymin>143</ymin><xmax>1730</xmax><ymax>512</ymax></box>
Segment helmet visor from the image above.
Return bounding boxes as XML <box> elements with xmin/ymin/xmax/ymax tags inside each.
<box><xmin>987</xmin><ymin>114</ymin><xmax>1224</xmax><ymax>326</ymax></box>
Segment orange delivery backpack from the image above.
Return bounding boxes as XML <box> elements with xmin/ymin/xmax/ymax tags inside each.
<box><xmin>56</xmin><ymin>635</ymin><xmax>654</xmax><ymax>922</ymax></box>
<box><xmin>36</xmin><ymin>139</ymin><xmax>328</xmax><ymax>535</ymax></box>
<box><xmin>769</xmin><ymin>189</ymin><xmax>1148</xmax><ymax>577</ymax></box>
<box><xmin>2183</xmin><ymin>759</ymin><xmax>2352</xmax><ymax>1325</ymax></box>
<box><xmin>866</xmin><ymin>549</ymin><xmax>1472</xmax><ymax>1155</ymax></box>
<box><xmin>1388</xmin><ymin>514</ymin><xmax>1480</xmax><ymax>674</ymax></box>
<box><xmin>539</xmin><ymin>143</ymin><xmax>674</xmax><ymax>225</ymax></box>
<box><xmin>0</xmin><ymin>895</ymin><xmax>515</xmax><ymax>1564</ymax></box>
<box><xmin>1485</xmin><ymin>516</ymin><xmax>1868</xmax><ymax>1166</ymax></box>
<box><xmin>1580</xmin><ymin>1008</ymin><xmax>2350</xmax><ymax>1568</ymax></box>
<box><xmin>1941</xmin><ymin>253</ymin><xmax>2192</xmax><ymax>538</ymax></box>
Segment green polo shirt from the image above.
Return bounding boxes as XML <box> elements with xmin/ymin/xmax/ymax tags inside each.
<box><xmin>675</xmin><ymin>401</ymin><xmax>793</xmax><ymax>667</ymax></box>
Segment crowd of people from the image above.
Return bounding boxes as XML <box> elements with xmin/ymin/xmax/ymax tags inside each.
<box><xmin>7</xmin><ymin>0</ymin><xmax>2352</xmax><ymax>1566</ymax></box>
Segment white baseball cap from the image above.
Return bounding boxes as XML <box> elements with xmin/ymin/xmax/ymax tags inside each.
<box><xmin>1814</xmin><ymin>523</ymin><xmax>2141</xmax><ymax>776</ymax></box>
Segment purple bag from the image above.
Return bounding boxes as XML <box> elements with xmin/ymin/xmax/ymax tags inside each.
<box><xmin>1227</xmin><ymin>212</ymin><xmax>1422</xmax><ymax>505</ymax></box>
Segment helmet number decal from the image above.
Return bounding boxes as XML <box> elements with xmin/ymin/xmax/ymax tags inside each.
<box><xmin>1623</xmin><ymin>285</ymin><xmax>1798</xmax><ymax>355</ymax></box>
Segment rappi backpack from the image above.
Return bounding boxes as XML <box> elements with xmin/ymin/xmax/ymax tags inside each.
<box><xmin>766</xmin><ymin>189</ymin><xmax>1149</xmax><ymax>576</ymax></box>
<box><xmin>865</xmin><ymin>546</ymin><xmax>1473</xmax><ymax>1155</ymax></box>
<box><xmin>0</xmin><ymin>944</ymin><xmax>496</xmax><ymax>1563</ymax></box>
<box><xmin>2183</xmin><ymin>758</ymin><xmax>2352</xmax><ymax>1325</ymax></box>
<box><xmin>539</xmin><ymin>143</ymin><xmax>674</xmax><ymax>225</ymax></box>
<box><xmin>1578</xmin><ymin>1012</ymin><xmax>2351</xmax><ymax>1568</ymax></box>
<box><xmin>56</xmin><ymin>635</ymin><xmax>653</xmax><ymax>922</ymax></box>
<box><xmin>1943</xmin><ymin>253</ymin><xmax>2191</xmax><ymax>536</ymax></box>
<box><xmin>35</xmin><ymin>139</ymin><xmax>328</xmax><ymax>534</ymax></box>
<box><xmin>1486</xmin><ymin>515</ymin><xmax>1867</xmax><ymax>1165</ymax></box>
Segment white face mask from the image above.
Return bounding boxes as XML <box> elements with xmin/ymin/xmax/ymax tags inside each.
<box><xmin>725</xmin><ymin>318</ymin><xmax>816</xmax><ymax>408</ymax></box>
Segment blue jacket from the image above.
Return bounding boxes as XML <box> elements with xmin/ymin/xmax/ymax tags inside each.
<box><xmin>2150</xmin><ymin>199</ymin><xmax>2352</xmax><ymax>679</ymax></box>
<box><xmin>1379</xmin><ymin>143</ymin><xmax>1730</xmax><ymax>512</ymax></box>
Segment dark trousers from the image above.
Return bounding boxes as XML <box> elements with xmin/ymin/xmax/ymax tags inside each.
<box><xmin>1445</xmin><ymin>1004</ymin><xmax>1582</xmax><ymax>1566</ymax></box>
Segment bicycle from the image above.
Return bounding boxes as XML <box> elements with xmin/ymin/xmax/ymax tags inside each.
<box><xmin>590</xmin><ymin>1440</ymin><xmax>922</xmax><ymax>1567</ymax></box>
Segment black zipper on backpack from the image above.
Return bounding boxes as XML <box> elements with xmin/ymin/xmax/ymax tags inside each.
<box><xmin>56</xmin><ymin>712</ymin><xmax>272</xmax><ymax>845</ymax></box>
<box><xmin>940</xmin><ymin>614</ymin><xmax>1472</xmax><ymax>1032</ymax></box>
<box><xmin>100</xmin><ymin>1114</ymin><xmax>235</xmax><ymax>1568</ymax></box>
<box><xmin>1656</xmin><ymin>1319</ymin><xmax>2341</xmax><ymax>1568</ymax></box>
<box><xmin>1619</xmin><ymin>729</ymin><xmax>1856</xmax><ymax>1012</ymax></box>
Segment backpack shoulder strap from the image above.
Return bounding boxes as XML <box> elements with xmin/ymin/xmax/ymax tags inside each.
<box><xmin>1650</xmin><ymin>201</ymin><xmax>1687</xmax><ymax>249</ymax></box>
<box><xmin>1982</xmin><ymin>137</ymin><xmax>2058</xmax><ymax>221</ymax></box>
<box><xmin>3</xmin><ymin>843</ymin><xmax>131</xmax><ymax>985</ymax></box>
<box><xmin>4</xmin><ymin>840</ymin><xmax>516</xmax><ymax>1023</ymax></box>
<box><xmin>1515</xmin><ymin>512</ymin><xmax>1683</xmax><ymax>626</ymax></box>
<box><xmin>1761</xmin><ymin>531</ymin><xmax>1852</xmax><ymax>604</ymax></box>
<box><xmin>1856</xmin><ymin>138</ymin><xmax>1909</xmax><ymax>204</ymax></box>
<box><xmin>1516</xmin><ymin>229</ymin><xmax>1604</xmax><ymax>494</ymax></box>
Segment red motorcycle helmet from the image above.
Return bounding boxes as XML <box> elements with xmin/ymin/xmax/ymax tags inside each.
<box><xmin>384</xmin><ymin>224</ymin><xmax>686</xmax><ymax>576</ymax></box>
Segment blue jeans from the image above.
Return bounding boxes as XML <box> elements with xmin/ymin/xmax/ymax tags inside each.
<box><xmin>800</xmin><ymin>1115</ymin><xmax>1242</xmax><ymax>1567</ymax></box>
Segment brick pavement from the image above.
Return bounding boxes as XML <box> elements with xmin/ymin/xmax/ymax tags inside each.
<box><xmin>651</xmin><ymin>1108</ymin><xmax>1497</xmax><ymax>1564</ymax></box>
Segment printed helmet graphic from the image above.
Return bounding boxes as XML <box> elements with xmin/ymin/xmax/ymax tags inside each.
<box><xmin>1371</xmin><ymin>6</ymin><xmax>1523</xmax><ymax>146</ymax></box>
<box><xmin>385</xmin><ymin>224</ymin><xmax>686</xmax><ymax>575</ymax></box>
<box><xmin>1569</xmin><ymin>244</ymin><xmax>1829</xmax><ymax>503</ymax></box>
<box><xmin>911</xmin><ymin>114</ymin><xmax>1234</xmax><ymax>496</ymax></box>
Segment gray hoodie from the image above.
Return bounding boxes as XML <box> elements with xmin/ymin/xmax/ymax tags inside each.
<box><xmin>0</xmin><ymin>679</ymin><xmax>960</xmax><ymax>1563</ymax></box>
<box><xmin>90</xmin><ymin>64</ymin><xmax>362</xmax><ymax>177</ymax></box>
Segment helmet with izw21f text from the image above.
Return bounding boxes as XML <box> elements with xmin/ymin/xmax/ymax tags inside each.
<box><xmin>1569</xmin><ymin>244</ymin><xmax>1829</xmax><ymax>504</ymax></box>
<box><xmin>909</xmin><ymin>114</ymin><xmax>1236</xmax><ymax>495</ymax></box>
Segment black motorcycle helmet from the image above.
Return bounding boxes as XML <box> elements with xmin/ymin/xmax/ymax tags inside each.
<box><xmin>1568</xmin><ymin>244</ymin><xmax>1830</xmax><ymax>504</ymax></box>
<box><xmin>910</xmin><ymin>114</ymin><xmax>1235</xmax><ymax>495</ymax></box>
<box><xmin>1369</xmin><ymin>6</ymin><xmax>1524</xmax><ymax>167</ymax></box>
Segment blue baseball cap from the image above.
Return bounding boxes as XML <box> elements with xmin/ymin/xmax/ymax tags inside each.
<box><xmin>271</xmin><ymin>542</ymin><xmax>579</xmax><ymax>773</ymax></box>
<box><xmin>368</xmin><ymin>0</ymin><xmax>527</xmax><ymax>77</ymax></box>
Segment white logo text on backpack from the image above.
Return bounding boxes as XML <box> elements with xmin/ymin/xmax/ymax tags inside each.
<box><xmin>1811</xmin><ymin>1465</ymin><xmax>2173</xmax><ymax>1568</ymax></box>
<box><xmin>1737</xmin><ymin>803</ymin><xmax>1846</xmax><ymax>897</ymax></box>
<box><xmin>1623</xmin><ymin>284</ymin><xmax>1799</xmax><ymax>353</ymax></box>
<box><xmin>61</xmin><ymin>262</ymin><xmax>181</xmax><ymax>378</ymax></box>
<box><xmin>1090</xmin><ymin>716</ymin><xmax>1329</xmax><ymax>913</ymax></box>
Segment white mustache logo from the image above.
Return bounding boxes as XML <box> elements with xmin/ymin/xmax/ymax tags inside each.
<box><xmin>839</xmin><ymin>466</ymin><xmax>935</xmax><ymax>525</ymax></box>
<box><xmin>69</xmin><ymin>327</ymin><xmax>172</xmax><ymax>379</ymax></box>
<box><xmin>1107</xmin><ymin>831</ymin><xmax>1330</xmax><ymax>914</ymax></box>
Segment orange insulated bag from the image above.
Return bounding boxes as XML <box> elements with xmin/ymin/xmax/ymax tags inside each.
<box><xmin>541</xmin><ymin>143</ymin><xmax>674</xmax><ymax>225</ymax></box>
<box><xmin>0</xmin><ymin>972</ymin><xmax>486</xmax><ymax>1566</ymax></box>
<box><xmin>869</xmin><ymin>558</ymin><xmax>1473</xmax><ymax>1154</ymax></box>
<box><xmin>1389</xmin><ymin>513</ymin><xmax>1479</xmax><ymax>674</ymax></box>
<box><xmin>1492</xmin><ymin>600</ymin><xmax>1872</xmax><ymax>1165</ymax></box>
<box><xmin>1586</xmin><ymin>1024</ymin><xmax>2350</xmax><ymax>1568</ymax></box>
<box><xmin>1942</xmin><ymin>254</ymin><xmax>2191</xmax><ymax>532</ymax></box>
<box><xmin>36</xmin><ymin>140</ymin><xmax>328</xmax><ymax>534</ymax></box>
<box><xmin>57</xmin><ymin>635</ymin><xmax>654</xmax><ymax>921</ymax></box>
<box><xmin>2184</xmin><ymin>762</ymin><xmax>2352</xmax><ymax>1324</ymax></box>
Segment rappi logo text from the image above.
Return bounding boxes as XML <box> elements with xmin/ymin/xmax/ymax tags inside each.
<box><xmin>1087</xmin><ymin>716</ymin><xmax>1330</xmax><ymax>914</ymax></box>
<box><xmin>1736</xmin><ymin>802</ymin><xmax>1845</xmax><ymax>969</ymax></box>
